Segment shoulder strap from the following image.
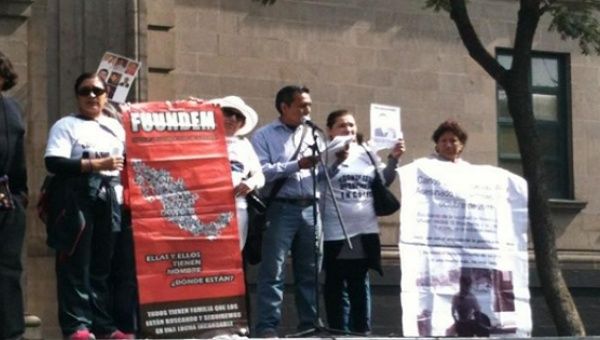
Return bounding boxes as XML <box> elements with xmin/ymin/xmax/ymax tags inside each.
<box><xmin>267</xmin><ymin>125</ymin><xmax>309</xmax><ymax>201</ymax></box>
<box><xmin>291</xmin><ymin>125</ymin><xmax>309</xmax><ymax>161</ymax></box>
<box><xmin>361</xmin><ymin>144</ymin><xmax>382</xmax><ymax>180</ymax></box>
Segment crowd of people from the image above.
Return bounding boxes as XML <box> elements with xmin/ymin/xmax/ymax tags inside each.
<box><xmin>0</xmin><ymin>47</ymin><xmax>479</xmax><ymax>339</ymax></box>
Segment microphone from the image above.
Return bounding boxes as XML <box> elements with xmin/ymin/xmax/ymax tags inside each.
<box><xmin>302</xmin><ymin>116</ymin><xmax>323</xmax><ymax>132</ymax></box>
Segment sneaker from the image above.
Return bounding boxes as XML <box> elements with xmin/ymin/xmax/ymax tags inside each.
<box><xmin>67</xmin><ymin>329</ymin><xmax>96</xmax><ymax>340</ymax></box>
<box><xmin>97</xmin><ymin>330</ymin><xmax>135</xmax><ymax>340</ymax></box>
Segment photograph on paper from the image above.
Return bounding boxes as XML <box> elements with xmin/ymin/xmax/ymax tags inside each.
<box><xmin>400</xmin><ymin>246</ymin><xmax>531</xmax><ymax>338</ymax></box>
<box><xmin>96</xmin><ymin>51</ymin><xmax>142</xmax><ymax>103</ymax></box>
<box><xmin>370</xmin><ymin>103</ymin><xmax>401</xmax><ymax>150</ymax></box>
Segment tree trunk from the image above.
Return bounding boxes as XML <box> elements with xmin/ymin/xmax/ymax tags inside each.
<box><xmin>448</xmin><ymin>0</ymin><xmax>586</xmax><ymax>335</ymax></box>
<box><xmin>505</xmin><ymin>73</ymin><xmax>586</xmax><ymax>337</ymax></box>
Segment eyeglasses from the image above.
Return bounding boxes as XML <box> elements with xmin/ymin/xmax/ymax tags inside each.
<box><xmin>77</xmin><ymin>86</ymin><xmax>106</xmax><ymax>97</ymax></box>
<box><xmin>222</xmin><ymin>108</ymin><xmax>246</xmax><ymax>123</ymax></box>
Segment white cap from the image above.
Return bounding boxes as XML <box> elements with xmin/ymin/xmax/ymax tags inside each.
<box><xmin>208</xmin><ymin>96</ymin><xmax>259</xmax><ymax>136</ymax></box>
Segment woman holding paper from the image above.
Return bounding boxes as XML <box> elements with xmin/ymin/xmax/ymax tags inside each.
<box><xmin>44</xmin><ymin>72</ymin><xmax>131</xmax><ymax>340</ymax></box>
<box><xmin>321</xmin><ymin>109</ymin><xmax>405</xmax><ymax>334</ymax></box>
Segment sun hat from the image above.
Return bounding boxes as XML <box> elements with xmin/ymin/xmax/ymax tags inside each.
<box><xmin>208</xmin><ymin>96</ymin><xmax>259</xmax><ymax>136</ymax></box>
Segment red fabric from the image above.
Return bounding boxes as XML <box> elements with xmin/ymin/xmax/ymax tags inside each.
<box><xmin>122</xmin><ymin>101</ymin><xmax>246</xmax><ymax>337</ymax></box>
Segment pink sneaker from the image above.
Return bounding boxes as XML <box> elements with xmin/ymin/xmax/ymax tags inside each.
<box><xmin>99</xmin><ymin>330</ymin><xmax>135</xmax><ymax>340</ymax></box>
<box><xmin>67</xmin><ymin>329</ymin><xmax>96</xmax><ymax>340</ymax></box>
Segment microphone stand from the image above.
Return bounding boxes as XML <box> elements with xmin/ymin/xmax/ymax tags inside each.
<box><xmin>285</xmin><ymin>122</ymin><xmax>363</xmax><ymax>338</ymax></box>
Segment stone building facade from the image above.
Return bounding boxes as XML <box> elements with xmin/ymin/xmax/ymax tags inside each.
<box><xmin>2</xmin><ymin>0</ymin><xmax>600</xmax><ymax>337</ymax></box>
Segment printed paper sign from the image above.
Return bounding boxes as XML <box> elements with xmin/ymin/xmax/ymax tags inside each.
<box><xmin>370</xmin><ymin>103</ymin><xmax>401</xmax><ymax>150</ymax></box>
<box><xmin>398</xmin><ymin>157</ymin><xmax>531</xmax><ymax>337</ymax></box>
<box><xmin>97</xmin><ymin>51</ymin><xmax>141</xmax><ymax>103</ymax></box>
<box><xmin>122</xmin><ymin>100</ymin><xmax>247</xmax><ymax>338</ymax></box>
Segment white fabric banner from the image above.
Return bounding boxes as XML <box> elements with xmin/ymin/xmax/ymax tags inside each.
<box><xmin>399</xmin><ymin>156</ymin><xmax>531</xmax><ymax>337</ymax></box>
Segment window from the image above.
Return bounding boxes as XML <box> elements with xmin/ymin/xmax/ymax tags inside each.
<box><xmin>496</xmin><ymin>50</ymin><xmax>572</xmax><ymax>199</ymax></box>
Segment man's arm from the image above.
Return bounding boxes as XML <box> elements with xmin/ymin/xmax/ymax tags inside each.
<box><xmin>251</xmin><ymin>128</ymin><xmax>301</xmax><ymax>182</ymax></box>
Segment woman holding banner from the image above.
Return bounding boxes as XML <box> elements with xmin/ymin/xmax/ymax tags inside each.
<box><xmin>44</xmin><ymin>72</ymin><xmax>131</xmax><ymax>340</ymax></box>
<box><xmin>321</xmin><ymin>109</ymin><xmax>405</xmax><ymax>334</ymax></box>
<box><xmin>209</xmin><ymin>95</ymin><xmax>265</xmax><ymax>250</ymax></box>
<box><xmin>431</xmin><ymin>119</ymin><xmax>467</xmax><ymax>163</ymax></box>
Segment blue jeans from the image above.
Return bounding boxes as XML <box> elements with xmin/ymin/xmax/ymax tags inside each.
<box><xmin>324</xmin><ymin>258</ymin><xmax>371</xmax><ymax>334</ymax></box>
<box><xmin>254</xmin><ymin>201</ymin><xmax>321</xmax><ymax>335</ymax></box>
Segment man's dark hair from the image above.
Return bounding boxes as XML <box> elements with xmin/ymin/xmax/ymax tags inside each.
<box><xmin>274</xmin><ymin>85</ymin><xmax>310</xmax><ymax>115</ymax></box>
<box><xmin>0</xmin><ymin>51</ymin><xmax>18</xmax><ymax>91</ymax></box>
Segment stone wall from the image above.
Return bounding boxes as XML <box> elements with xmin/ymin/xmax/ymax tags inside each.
<box><xmin>25</xmin><ymin>0</ymin><xmax>142</xmax><ymax>336</ymax></box>
<box><xmin>6</xmin><ymin>0</ymin><xmax>600</xmax><ymax>337</ymax></box>
<box><xmin>156</xmin><ymin>0</ymin><xmax>600</xmax><ymax>253</ymax></box>
<box><xmin>156</xmin><ymin>0</ymin><xmax>600</xmax><ymax>336</ymax></box>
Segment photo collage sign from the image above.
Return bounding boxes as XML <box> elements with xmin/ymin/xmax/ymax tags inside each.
<box><xmin>96</xmin><ymin>52</ymin><xmax>141</xmax><ymax>103</ymax></box>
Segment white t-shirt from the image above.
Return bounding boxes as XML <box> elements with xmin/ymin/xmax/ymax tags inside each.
<box><xmin>45</xmin><ymin>114</ymin><xmax>125</xmax><ymax>177</ymax></box>
<box><xmin>321</xmin><ymin>143</ymin><xmax>380</xmax><ymax>241</ymax></box>
<box><xmin>226</xmin><ymin>136</ymin><xmax>265</xmax><ymax>249</ymax></box>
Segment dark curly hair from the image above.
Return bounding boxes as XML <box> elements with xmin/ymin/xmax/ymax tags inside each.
<box><xmin>432</xmin><ymin>119</ymin><xmax>468</xmax><ymax>144</ymax></box>
<box><xmin>0</xmin><ymin>51</ymin><xmax>18</xmax><ymax>91</ymax></box>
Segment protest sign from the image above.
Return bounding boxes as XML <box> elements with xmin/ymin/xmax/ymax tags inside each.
<box><xmin>97</xmin><ymin>51</ymin><xmax>141</xmax><ymax>103</ymax></box>
<box><xmin>122</xmin><ymin>100</ymin><xmax>247</xmax><ymax>338</ymax></box>
<box><xmin>399</xmin><ymin>156</ymin><xmax>531</xmax><ymax>337</ymax></box>
<box><xmin>370</xmin><ymin>103</ymin><xmax>401</xmax><ymax>150</ymax></box>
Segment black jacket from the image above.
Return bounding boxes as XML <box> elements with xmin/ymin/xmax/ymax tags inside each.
<box><xmin>0</xmin><ymin>96</ymin><xmax>27</xmax><ymax>196</ymax></box>
<box><xmin>45</xmin><ymin>174</ymin><xmax>121</xmax><ymax>254</ymax></box>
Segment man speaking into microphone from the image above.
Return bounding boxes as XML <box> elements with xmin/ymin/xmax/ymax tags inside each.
<box><xmin>251</xmin><ymin>85</ymin><xmax>323</xmax><ymax>337</ymax></box>
<box><xmin>302</xmin><ymin>115</ymin><xmax>323</xmax><ymax>132</ymax></box>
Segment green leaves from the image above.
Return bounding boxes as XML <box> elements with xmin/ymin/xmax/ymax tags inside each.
<box><xmin>547</xmin><ymin>1</ymin><xmax>600</xmax><ymax>54</ymax></box>
<box><xmin>253</xmin><ymin>0</ymin><xmax>600</xmax><ymax>55</ymax></box>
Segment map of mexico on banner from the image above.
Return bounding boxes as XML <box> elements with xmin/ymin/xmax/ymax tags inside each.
<box><xmin>398</xmin><ymin>156</ymin><xmax>531</xmax><ymax>337</ymax></box>
<box><xmin>122</xmin><ymin>101</ymin><xmax>247</xmax><ymax>338</ymax></box>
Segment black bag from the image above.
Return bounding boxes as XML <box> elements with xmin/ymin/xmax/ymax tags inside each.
<box><xmin>371</xmin><ymin>173</ymin><xmax>400</xmax><ymax>216</ymax></box>
<box><xmin>0</xmin><ymin>175</ymin><xmax>14</xmax><ymax>210</ymax></box>
<box><xmin>243</xmin><ymin>192</ymin><xmax>267</xmax><ymax>265</ymax></box>
<box><xmin>363</xmin><ymin>146</ymin><xmax>400</xmax><ymax>216</ymax></box>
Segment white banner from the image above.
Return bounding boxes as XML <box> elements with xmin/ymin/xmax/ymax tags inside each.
<box><xmin>399</xmin><ymin>156</ymin><xmax>531</xmax><ymax>337</ymax></box>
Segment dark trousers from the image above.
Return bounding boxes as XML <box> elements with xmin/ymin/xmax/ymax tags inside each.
<box><xmin>0</xmin><ymin>200</ymin><xmax>25</xmax><ymax>339</ymax></box>
<box><xmin>324</xmin><ymin>258</ymin><xmax>371</xmax><ymax>334</ymax></box>
<box><xmin>56</xmin><ymin>199</ymin><xmax>117</xmax><ymax>336</ymax></box>
<box><xmin>109</xmin><ymin>218</ymin><xmax>138</xmax><ymax>334</ymax></box>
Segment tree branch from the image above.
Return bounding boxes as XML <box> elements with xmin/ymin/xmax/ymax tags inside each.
<box><xmin>510</xmin><ymin>0</ymin><xmax>541</xmax><ymax>81</ymax></box>
<box><xmin>448</xmin><ymin>0</ymin><xmax>507</xmax><ymax>88</ymax></box>
<box><xmin>252</xmin><ymin>0</ymin><xmax>276</xmax><ymax>5</ymax></box>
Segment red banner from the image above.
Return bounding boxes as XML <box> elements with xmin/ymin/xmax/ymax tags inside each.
<box><xmin>122</xmin><ymin>101</ymin><xmax>247</xmax><ymax>338</ymax></box>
